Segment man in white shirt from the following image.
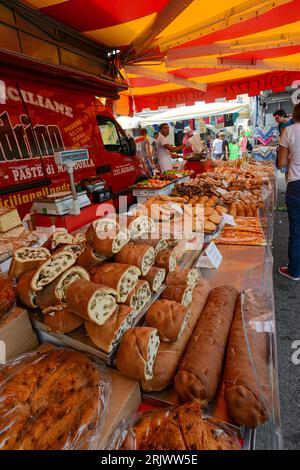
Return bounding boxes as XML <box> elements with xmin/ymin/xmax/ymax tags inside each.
<box><xmin>278</xmin><ymin>103</ymin><xmax>300</xmax><ymax>281</ymax></box>
<box><xmin>156</xmin><ymin>123</ymin><xmax>183</xmax><ymax>172</ymax></box>
<box><xmin>212</xmin><ymin>133</ymin><xmax>227</xmax><ymax>160</ymax></box>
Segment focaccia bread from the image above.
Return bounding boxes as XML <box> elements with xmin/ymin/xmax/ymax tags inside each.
<box><xmin>77</xmin><ymin>246</ymin><xmax>106</xmax><ymax>270</ymax></box>
<box><xmin>154</xmin><ymin>249</ymin><xmax>177</xmax><ymax>273</ymax></box>
<box><xmin>30</xmin><ymin>251</ymin><xmax>77</xmax><ymax>291</ymax></box>
<box><xmin>117</xmin><ymin>214</ymin><xmax>155</xmax><ymax>239</ymax></box>
<box><xmin>166</xmin><ymin>269</ymin><xmax>200</xmax><ymax>287</ymax></box>
<box><xmin>0</xmin><ymin>348</ymin><xmax>105</xmax><ymax>450</ymax></box>
<box><xmin>43</xmin><ymin>231</ymin><xmax>76</xmax><ymax>252</ymax></box>
<box><xmin>141</xmin><ymin>266</ymin><xmax>166</xmax><ymax>293</ymax></box>
<box><xmin>146</xmin><ymin>300</ymin><xmax>191</xmax><ymax>342</ymax></box>
<box><xmin>174</xmin><ymin>286</ymin><xmax>238</xmax><ymax>406</ymax></box>
<box><xmin>124</xmin><ymin>280</ymin><xmax>151</xmax><ymax>313</ymax></box>
<box><xmin>36</xmin><ymin>266</ymin><xmax>90</xmax><ymax>309</ymax></box>
<box><xmin>55</xmin><ymin>243</ymin><xmax>85</xmax><ymax>260</ymax></box>
<box><xmin>140</xmin><ymin>279</ymin><xmax>210</xmax><ymax>392</ymax></box>
<box><xmin>91</xmin><ymin>263</ymin><xmax>140</xmax><ymax>303</ymax></box>
<box><xmin>85</xmin><ymin>305</ymin><xmax>137</xmax><ymax>353</ymax></box>
<box><xmin>115</xmin><ymin>327</ymin><xmax>160</xmax><ymax>381</ymax></box>
<box><xmin>8</xmin><ymin>246</ymin><xmax>51</xmax><ymax>280</ymax></box>
<box><xmin>17</xmin><ymin>271</ymin><xmax>38</xmax><ymax>308</ymax></box>
<box><xmin>115</xmin><ymin>244</ymin><xmax>155</xmax><ymax>276</ymax></box>
<box><xmin>161</xmin><ymin>284</ymin><xmax>194</xmax><ymax>307</ymax></box>
<box><xmin>223</xmin><ymin>292</ymin><xmax>270</xmax><ymax>428</ymax></box>
<box><xmin>67</xmin><ymin>279</ymin><xmax>118</xmax><ymax>325</ymax></box>
<box><xmin>132</xmin><ymin>235</ymin><xmax>168</xmax><ymax>253</ymax></box>
<box><xmin>85</xmin><ymin>217</ymin><xmax>118</xmax><ymax>245</ymax></box>
<box><xmin>43</xmin><ymin>306</ymin><xmax>84</xmax><ymax>333</ymax></box>
<box><xmin>0</xmin><ymin>276</ymin><xmax>16</xmax><ymax>318</ymax></box>
<box><xmin>93</xmin><ymin>228</ymin><xmax>130</xmax><ymax>257</ymax></box>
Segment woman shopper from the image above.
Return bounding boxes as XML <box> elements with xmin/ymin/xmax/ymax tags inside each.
<box><xmin>135</xmin><ymin>128</ymin><xmax>155</xmax><ymax>176</ymax></box>
<box><xmin>278</xmin><ymin>103</ymin><xmax>300</xmax><ymax>281</ymax></box>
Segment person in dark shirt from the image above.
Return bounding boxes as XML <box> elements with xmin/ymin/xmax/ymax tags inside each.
<box><xmin>273</xmin><ymin>109</ymin><xmax>293</xmax><ymax>136</ymax></box>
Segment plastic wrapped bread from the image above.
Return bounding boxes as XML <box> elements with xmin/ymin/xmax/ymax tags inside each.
<box><xmin>115</xmin><ymin>327</ymin><xmax>160</xmax><ymax>381</ymax></box>
<box><xmin>146</xmin><ymin>300</ymin><xmax>191</xmax><ymax>342</ymax></box>
<box><xmin>36</xmin><ymin>266</ymin><xmax>90</xmax><ymax>309</ymax></box>
<box><xmin>43</xmin><ymin>306</ymin><xmax>84</xmax><ymax>333</ymax></box>
<box><xmin>85</xmin><ymin>305</ymin><xmax>137</xmax><ymax>353</ymax></box>
<box><xmin>161</xmin><ymin>284</ymin><xmax>194</xmax><ymax>307</ymax></box>
<box><xmin>124</xmin><ymin>280</ymin><xmax>151</xmax><ymax>312</ymax></box>
<box><xmin>17</xmin><ymin>271</ymin><xmax>38</xmax><ymax>308</ymax></box>
<box><xmin>166</xmin><ymin>269</ymin><xmax>200</xmax><ymax>287</ymax></box>
<box><xmin>115</xmin><ymin>244</ymin><xmax>155</xmax><ymax>276</ymax></box>
<box><xmin>93</xmin><ymin>228</ymin><xmax>130</xmax><ymax>257</ymax></box>
<box><xmin>67</xmin><ymin>279</ymin><xmax>119</xmax><ymax>325</ymax></box>
<box><xmin>91</xmin><ymin>263</ymin><xmax>140</xmax><ymax>303</ymax></box>
<box><xmin>141</xmin><ymin>267</ymin><xmax>166</xmax><ymax>293</ymax></box>
<box><xmin>30</xmin><ymin>251</ymin><xmax>77</xmax><ymax>291</ymax></box>
<box><xmin>43</xmin><ymin>231</ymin><xmax>76</xmax><ymax>252</ymax></box>
<box><xmin>8</xmin><ymin>247</ymin><xmax>51</xmax><ymax>280</ymax></box>
<box><xmin>154</xmin><ymin>249</ymin><xmax>177</xmax><ymax>273</ymax></box>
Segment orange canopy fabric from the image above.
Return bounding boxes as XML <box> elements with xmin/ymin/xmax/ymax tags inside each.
<box><xmin>24</xmin><ymin>0</ymin><xmax>300</xmax><ymax>111</ymax></box>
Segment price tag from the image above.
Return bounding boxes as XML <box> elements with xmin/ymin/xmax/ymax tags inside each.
<box><xmin>168</xmin><ymin>202</ymin><xmax>183</xmax><ymax>215</ymax></box>
<box><xmin>222</xmin><ymin>214</ymin><xmax>236</xmax><ymax>226</ymax></box>
<box><xmin>196</xmin><ymin>242</ymin><xmax>223</xmax><ymax>269</ymax></box>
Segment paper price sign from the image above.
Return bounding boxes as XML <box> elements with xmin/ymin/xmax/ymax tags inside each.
<box><xmin>196</xmin><ymin>242</ymin><xmax>223</xmax><ymax>269</ymax></box>
<box><xmin>222</xmin><ymin>214</ymin><xmax>236</xmax><ymax>226</ymax></box>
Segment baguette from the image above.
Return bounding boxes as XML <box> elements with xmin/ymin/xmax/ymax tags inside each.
<box><xmin>67</xmin><ymin>279</ymin><xmax>119</xmax><ymax>325</ymax></box>
<box><xmin>140</xmin><ymin>279</ymin><xmax>210</xmax><ymax>392</ymax></box>
<box><xmin>85</xmin><ymin>305</ymin><xmax>137</xmax><ymax>353</ymax></box>
<box><xmin>165</xmin><ymin>269</ymin><xmax>200</xmax><ymax>287</ymax></box>
<box><xmin>91</xmin><ymin>263</ymin><xmax>140</xmax><ymax>302</ymax></box>
<box><xmin>223</xmin><ymin>291</ymin><xmax>270</xmax><ymax>428</ymax></box>
<box><xmin>30</xmin><ymin>251</ymin><xmax>77</xmax><ymax>291</ymax></box>
<box><xmin>124</xmin><ymin>280</ymin><xmax>152</xmax><ymax>313</ymax></box>
<box><xmin>115</xmin><ymin>327</ymin><xmax>160</xmax><ymax>381</ymax></box>
<box><xmin>8</xmin><ymin>247</ymin><xmax>50</xmax><ymax>280</ymax></box>
<box><xmin>155</xmin><ymin>249</ymin><xmax>177</xmax><ymax>273</ymax></box>
<box><xmin>146</xmin><ymin>300</ymin><xmax>191</xmax><ymax>342</ymax></box>
<box><xmin>141</xmin><ymin>267</ymin><xmax>166</xmax><ymax>293</ymax></box>
<box><xmin>161</xmin><ymin>284</ymin><xmax>194</xmax><ymax>307</ymax></box>
<box><xmin>115</xmin><ymin>244</ymin><xmax>155</xmax><ymax>276</ymax></box>
<box><xmin>17</xmin><ymin>271</ymin><xmax>37</xmax><ymax>308</ymax></box>
<box><xmin>174</xmin><ymin>286</ymin><xmax>238</xmax><ymax>406</ymax></box>
<box><xmin>36</xmin><ymin>266</ymin><xmax>90</xmax><ymax>309</ymax></box>
<box><xmin>43</xmin><ymin>306</ymin><xmax>84</xmax><ymax>333</ymax></box>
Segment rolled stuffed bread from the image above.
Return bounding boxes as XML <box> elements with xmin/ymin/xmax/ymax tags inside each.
<box><xmin>115</xmin><ymin>244</ymin><xmax>155</xmax><ymax>276</ymax></box>
<box><xmin>30</xmin><ymin>252</ymin><xmax>77</xmax><ymax>291</ymax></box>
<box><xmin>154</xmin><ymin>250</ymin><xmax>177</xmax><ymax>273</ymax></box>
<box><xmin>17</xmin><ymin>271</ymin><xmax>38</xmax><ymax>308</ymax></box>
<box><xmin>43</xmin><ymin>231</ymin><xmax>76</xmax><ymax>252</ymax></box>
<box><xmin>85</xmin><ymin>217</ymin><xmax>118</xmax><ymax>245</ymax></box>
<box><xmin>117</xmin><ymin>215</ymin><xmax>155</xmax><ymax>240</ymax></box>
<box><xmin>91</xmin><ymin>263</ymin><xmax>140</xmax><ymax>303</ymax></box>
<box><xmin>67</xmin><ymin>279</ymin><xmax>119</xmax><ymax>325</ymax></box>
<box><xmin>93</xmin><ymin>228</ymin><xmax>130</xmax><ymax>257</ymax></box>
<box><xmin>43</xmin><ymin>306</ymin><xmax>84</xmax><ymax>333</ymax></box>
<box><xmin>146</xmin><ymin>300</ymin><xmax>191</xmax><ymax>342</ymax></box>
<box><xmin>132</xmin><ymin>235</ymin><xmax>168</xmax><ymax>253</ymax></box>
<box><xmin>36</xmin><ymin>266</ymin><xmax>90</xmax><ymax>309</ymax></box>
<box><xmin>115</xmin><ymin>327</ymin><xmax>160</xmax><ymax>381</ymax></box>
<box><xmin>85</xmin><ymin>305</ymin><xmax>137</xmax><ymax>353</ymax></box>
<box><xmin>55</xmin><ymin>243</ymin><xmax>85</xmax><ymax>260</ymax></box>
<box><xmin>9</xmin><ymin>247</ymin><xmax>50</xmax><ymax>280</ymax></box>
<box><xmin>75</xmin><ymin>232</ymin><xmax>86</xmax><ymax>244</ymax></box>
<box><xmin>141</xmin><ymin>267</ymin><xmax>166</xmax><ymax>293</ymax></box>
<box><xmin>77</xmin><ymin>246</ymin><xmax>106</xmax><ymax>270</ymax></box>
<box><xmin>124</xmin><ymin>280</ymin><xmax>152</xmax><ymax>313</ymax></box>
<box><xmin>161</xmin><ymin>285</ymin><xmax>194</xmax><ymax>307</ymax></box>
<box><xmin>166</xmin><ymin>269</ymin><xmax>200</xmax><ymax>287</ymax></box>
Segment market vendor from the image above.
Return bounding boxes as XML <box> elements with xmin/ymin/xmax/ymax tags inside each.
<box><xmin>156</xmin><ymin>123</ymin><xmax>183</xmax><ymax>171</ymax></box>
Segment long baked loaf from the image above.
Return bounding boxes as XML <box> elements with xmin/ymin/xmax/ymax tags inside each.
<box><xmin>146</xmin><ymin>299</ymin><xmax>190</xmax><ymax>342</ymax></box>
<box><xmin>161</xmin><ymin>284</ymin><xmax>194</xmax><ymax>307</ymax></box>
<box><xmin>91</xmin><ymin>263</ymin><xmax>140</xmax><ymax>302</ymax></box>
<box><xmin>141</xmin><ymin>267</ymin><xmax>166</xmax><ymax>293</ymax></box>
<box><xmin>155</xmin><ymin>249</ymin><xmax>177</xmax><ymax>273</ymax></box>
<box><xmin>17</xmin><ymin>271</ymin><xmax>38</xmax><ymax>308</ymax></box>
<box><xmin>115</xmin><ymin>244</ymin><xmax>155</xmax><ymax>276</ymax></box>
<box><xmin>124</xmin><ymin>280</ymin><xmax>151</xmax><ymax>313</ymax></box>
<box><xmin>67</xmin><ymin>279</ymin><xmax>119</xmax><ymax>325</ymax></box>
<box><xmin>223</xmin><ymin>291</ymin><xmax>270</xmax><ymax>428</ymax></box>
<box><xmin>166</xmin><ymin>268</ymin><xmax>200</xmax><ymax>287</ymax></box>
<box><xmin>30</xmin><ymin>251</ymin><xmax>77</xmax><ymax>291</ymax></box>
<box><xmin>43</xmin><ymin>231</ymin><xmax>76</xmax><ymax>252</ymax></box>
<box><xmin>85</xmin><ymin>217</ymin><xmax>118</xmax><ymax>245</ymax></box>
<box><xmin>44</xmin><ymin>306</ymin><xmax>84</xmax><ymax>333</ymax></box>
<box><xmin>115</xmin><ymin>327</ymin><xmax>160</xmax><ymax>381</ymax></box>
<box><xmin>174</xmin><ymin>286</ymin><xmax>238</xmax><ymax>406</ymax></box>
<box><xmin>8</xmin><ymin>247</ymin><xmax>50</xmax><ymax>280</ymax></box>
<box><xmin>93</xmin><ymin>227</ymin><xmax>130</xmax><ymax>257</ymax></box>
<box><xmin>77</xmin><ymin>246</ymin><xmax>106</xmax><ymax>270</ymax></box>
<box><xmin>140</xmin><ymin>279</ymin><xmax>210</xmax><ymax>392</ymax></box>
<box><xmin>117</xmin><ymin>215</ymin><xmax>155</xmax><ymax>239</ymax></box>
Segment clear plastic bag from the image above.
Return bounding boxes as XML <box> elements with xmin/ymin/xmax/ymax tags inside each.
<box><xmin>106</xmin><ymin>400</ymin><xmax>241</xmax><ymax>451</ymax></box>
<box><xmin>0</xmin><ymin>346</ymin><xmax>110</xmax><ymax>450</ymax></box>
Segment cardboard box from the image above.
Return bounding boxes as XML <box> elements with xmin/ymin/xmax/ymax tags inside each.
<box><xmin>0</xmin><ymin>307</ymin><xmax>39</xmax><ymax>362</ymax></box>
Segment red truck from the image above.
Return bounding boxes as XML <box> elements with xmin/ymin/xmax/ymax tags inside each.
<box><xmin>0</xmin><ymin>73</ymin><xmax>148</xmax><ymax>217</ymax></box>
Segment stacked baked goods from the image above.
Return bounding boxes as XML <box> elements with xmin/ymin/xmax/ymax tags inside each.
<box><xmin>0</xmin><ymin>347</ymin><xmax>108</xmax><ymax>449</ymax></box>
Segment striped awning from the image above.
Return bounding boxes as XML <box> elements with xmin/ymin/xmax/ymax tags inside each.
<box><xmin>23</xmin><ymin>0</ymin><xmax>300</xmax><ymax>111</ymax></box>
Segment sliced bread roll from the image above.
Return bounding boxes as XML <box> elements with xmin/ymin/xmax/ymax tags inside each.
<box><xmin>43</xmin><ymin>231</ymin><xmax>76</xmax><ymax>252</ymax></box>
<box><xmin>141</xmin><ymin>267</ymin><xmax>166</xmax><ymax>293</ymax></box>
<box><xmin>77</xmin><ymin>246</ymin><xmax>106</xmax><ymax>270</ymax></box>
<box><xmin>36</xmin><ymin>266</ymin><xmax>90</xmax><ymax>309</ymax></box>
<box><xmin>155</xmin><ymin>249</ymin><xmax>177</xmax><ymax>273</ymax></box>
<box><xmin>85</xmin><ymin>305</ymin><xmax>137</xmax><ymax>353</ymax></box>
<box><xmin>85</xmin><ymin>217</ymin><xmax>118</xmax><ymax>245</ymax></box>
<box><xmin>43</xmin><ymin>306</ymin><xmax>84</xmax><ymax>334</ymax></box>
<box><xmin>30</xmin><ymin>252</ymin><xmax>77</xmax><ymax>291</ymax></box>
<box><xmin>93</xmin><ymin>228</ymin><xmax>130</xmax><ymax>257</ymax></box>
<box><xmin>116</xmin><ymin>327</ymin><xmax>160</xmax><ymax>381</ymax></box>
<box><xmin>55</xmin><ymin>243</ymin><xmax>85</xmax><ymax>259</ymax></box>
<box><xmin>91</xmin><ymin>263</ymin><xmax>140</xmax><ymax>302</ymax></box>
<box><xmin>146</xmin><ymin>299</ymin><xmax>191</xmax><ymax>342</ymax></box>
<box><xmin>161</xmin><ymin>284</ymin><xmax>194</xmax><ymax>307</ymax></box>
<box><xmin>17</xmin><ymin>271</ymin><xmax>38</xmax><ymax>308</ymax></box>
<box><xmin>67</xmin><ymin>279</ymin><xmax>119</xmax><ymax>325</ymax></box>
<box><xmin>118</xmin><ymin>215</ymin><xmax>155</xmax><ymax>239</ymax></box>
<box><xmin>132</xmin><ymin>235</ymin><xmax>168</xmax><ymax>253</ymax></box>
<box><xmin>166</xmin><ymin>269</ymin><xmax>200</xmax><ymax>287</ymax></box>
<box><xmin>124</xmin><ymin>280</ymin><xmax>152</xmax><ymax>313</ymax></box>
<box><xmin>9</xmin><ymin>247</ymin><xmax>51</xmax><ymax>280</ymax></box>
<box><xmin>115</xmin><ymin>244</ymin><xmax>155</xmax><ymax>276</ymax></box>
